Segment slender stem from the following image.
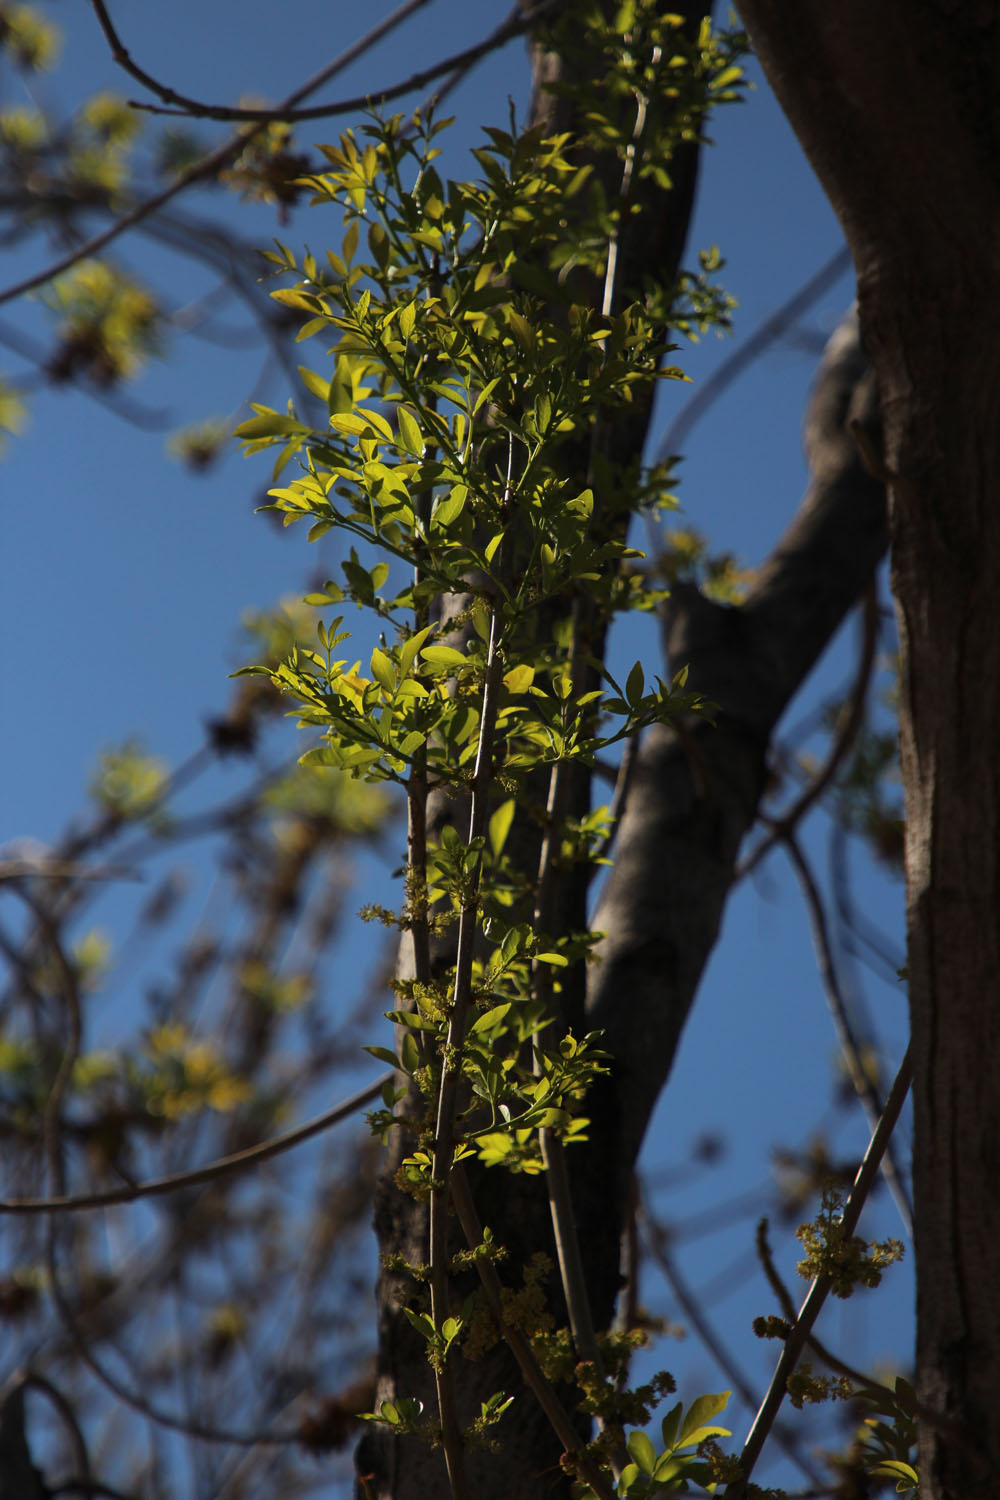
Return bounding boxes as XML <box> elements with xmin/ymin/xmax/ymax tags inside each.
<box><xmin>530</xmin><ymin>599</ymin><xmax>602</xmax><ymax>1371</ymax></box>
<box><xmin>643</xmin><ymin>1214</ymin><xmax>825</xmax><ymax>1489</ymax></box>
<box><xmin>601</xmin><ymin>44</ymin><xmax>661</xmax><ymax>320</ymax></box>
<box><xmin>450</xmin><ymin>1166</ymin><xmax>617</xmax><ymax>1500</ymax></box>
<box><xmin>427</xmin><ymin>600</ymin><xmax>504</xmax><ymax>1499</ymax></box>
<box><xmin>754</xmin><ymin>1220</ymin><xmax>962</xmax><ymax>1441</ymax></box>
<box><xmin>725</xmin><ymin>1044</ymin><xmax>913</xmax><ymax>1496</ymax></box>
<box><xmin>406</xmin><ymin>408</ymin><xmax>437</xmax><ymax>1000</ymax></box>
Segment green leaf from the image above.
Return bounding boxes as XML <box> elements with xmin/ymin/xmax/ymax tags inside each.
<box><xmin>402</xmin><ymin>1307</ymin><xmax>436</xmax><ymax>1342</ymax></box>
<box><xmin>873</xmin><ymin>1460</ymin><xmax>919</xmax><ymax>1491</ymax></box>
<box><xmin>330</xmin><ymin>412</ymin><xmax>372</xmax><ymax>436</ymax></box>
<box><xmin>625</xmin><ymin>660</ymin><xmax>645</xmax><ymax>708</ymax></box>
<box><xmin>626</xmin><ymin>1430</ymin><xmax>656</xmax><ymax>1477</ymax></box>
<box><xmin>297</xmin><ymin>365</ymin><xmax>330</xmax><ymax>401</ymax></box>
<box><xmin>396</xmin><ymin>405</ymin><xmax>422</xmax><ymax>454</ymax></box>
<box><xmin>678</xmin><ymin>1392</ymin><xmax>730</xmax><ymax>1447</ymax></box>
<box><xmin>488</xmin><ymin>798</ymin><xmax>515</xmax><ymax>857</ymax></box>
<box><xmin>503</xmin><ymin>664</ymin><xmax>534</xmax><ymax>694</ymax></box>
<box><xmin>441</xmin><ymin>1316</ymin><xmax>462</xmax><ymax>1345</ymax></box>
<box><xmin>660</xmin><ymin>1401</ymin><xmax>682</xmax><ymax>1452</ymax></box>
<box><xmin>234</xmin><ymin>409</ymin><xmax>309</xmax><ymax>440</ymax></box>
<box><xmin>363</xmin><ymin>1046</ymin><xmax>401</xmax><ymax>1069</ymax></box>
<box><xmin>400</xmin><ymin>1030</ymin><xmax>421</xmax><ymax>1075</ymax></box>
<box><xmin>370</xmin><ymin>648</ymin><xmax>395</xmax><ymax>694</ymax></box>
<box><xmin>421</xmin><ymin>645</ymin><xmax>467</xmax><ymax>669</ymax></box>
<box><xmin>400</xmin><ymin>624</ymin><xmax>435</xmax><ymax>678</ymax></box>
<box><xmin>471</xmin><ymin>1002</ymin><xmax>511</xmax><ymax>1034</ymax></box>
<box><xmin>433</xmin><ymin>486</ymin><xmax>467</xmax><ymax>528</ymax></box>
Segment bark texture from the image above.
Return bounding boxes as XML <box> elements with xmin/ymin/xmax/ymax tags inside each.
<box><xmin>734</xmin><ymin>5</ymin><xmax>1000</xmax><ymax>1495</ymax></box>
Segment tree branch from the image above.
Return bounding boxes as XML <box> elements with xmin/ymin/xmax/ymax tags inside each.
<box><xmin>737</xmin><ymin>579</ymin><xmax>878</xmax><ymax>880</ymax></box>
<box><xmin>89</xmin><ymin>0</ymin><xmax>432</xmax><ymax>120</ymax></box>
<box><xmin>726</xmin><ymin>1043</ymin><xmax>913</xmax><ymax>1496</ymax></box>
<box><xmin>780</xmin><ymin>831</ymin><xmax>913</xmax><ymax>1235</ymax></box>
<box><xmin>99</xmin><ymin>3</ymin><xmax>551</xmax><ymax>124</ymax></box>
<box><xmin>0</xmin><ymin>1073</ymin><xmax>389</xmax><ymax>1215</ymax></box>
<box><xmin>585</xmin><ymin>308</ymin><xmax>886</xmax><ymax>1196</ymax></box>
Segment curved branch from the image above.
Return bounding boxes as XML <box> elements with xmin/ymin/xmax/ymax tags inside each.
<box><xmin>4</xmin><ymin>0</ymin><xmax>476</xmax><ymax>307</ymax></box>
<box><xmin>101</xmin><ymin>2</ymin><xmax>549</xmax><ymax>124</ymax></box>
<box><xmin>89</xmin><ymin>0</ymin><xmax>432</xmax><ymax>120</ymax></box>
<box><xmin>0</xmin><ymin>1072</ymin><xmax>390</xmax><ymax>1215</ymax></box>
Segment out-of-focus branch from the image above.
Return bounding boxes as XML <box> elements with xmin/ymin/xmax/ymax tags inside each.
<box><xmin>4</xmin><ymin>0</ymin><xmax>487</xmax><ymax>307</ymax></box>
<box><xmin>95</xmin><ymin>1</ymin><xmax>551</xmax><ymax>123</ymax></box>
<box><xmin>780</xmin><ymin>831</ymin><xmax>913</xmax><ymax>1235</ymax></box>
<box><xmin>754</xmin><ymin>1219</ymin><xmax>955</xmax><ymax>1437</ymax></box>
<box><xmin>737</xmin><ymin>579</ymin><xmax>878</xmax><ymax>880</ymax></box>
<box><xmin>652</xmin><ymin>246</ymin><xmax>852</xmax><ymax>466</ymax></box>
<box><xmin>0</xmin><ymin>1072</ymin><xmax>390</xmax><ymax>1215</ymax></box>
<box><xmin>90</xmin><ymin>0</ymin><xmax>432</xmax><ymax>120</ymax></box>
<box><xmin>586</xmin><ymin>308</ymin><xmax>886</xmax><ymax>1202</ymax></box>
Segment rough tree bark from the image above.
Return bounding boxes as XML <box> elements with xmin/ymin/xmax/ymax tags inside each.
<box><xmin>732</xmin><ymin>6</ymin><xmax>1000</xmax><ymax>1497</ymax></box>
<box><xmin>358</xmin><ymin>8</ymin><xmax>887</xmax><ymax>1496</ymax></box>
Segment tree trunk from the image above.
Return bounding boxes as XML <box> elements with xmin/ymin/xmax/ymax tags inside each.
<box><xmin>734</xmin><ymin>6</ymin><xmax>1000</xmax><ymax>1494</ymax></box>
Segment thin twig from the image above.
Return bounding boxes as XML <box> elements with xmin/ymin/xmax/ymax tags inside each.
<box><xmin>89</xmin><ymin>0</ymin><xmax>431</xmax><ymax>120</ymax></box>
<box><xmin>43</xmin><ymin>1242</ymin><xmax>300</xmax><ymax>1447</ymax></box>
<box><xmin>725</xmin><ymin>1044</ymin><xmax>913</xmax><ymax>1497</ymax></box>
<box><xmin>754</xmin><ymin>1220</ymin><xmax>960</xmax><ymax>1440</ymax></box>
<box><xmin>105</xmin><ymin>3</ymin><xmax>548</xmax><ymax>124</ymax></box>
<box><xmin>427</xmin><ymin>587</ymin><xmax>506</xmax><ymax>1500</ymax></box>
<box><xmin>23</xmin><ymin>888</ymin><xmax>302</xmax><ymax>1449</ymax></box>
<box><xmin>642</xmin><ymin>1212</ymin><xmax>825</xmax><ymax>1489</ymax></box>
<box><xmin>590</xmin><ymin>730</ymin><xmax>639</xmax><ymax>872</ymax></box>
<box><xmin>738</xmin><ymin>582</ymin><xmax>878</xmax><ymax>881</ymax></box>
<box><xmin>829</xmin><ymin>822</ymin><xmax>905</xmax><ymax>982</ymax></box>
<box><xmin>781</xmin><ymin>831</ymin><xmax>913</xmax><ymax>1236</ymax></box>
<box><xmin>534</xmin><ymin>743</ymin><xmax>602</xmax><ymax>1370</ymax></box>
<box><xmin>0</xmin><ymin>1072</ymin><xmax>390</xmax><ymax>1214</ymax></box>
<box><xmin>652</xmin><ymin>246</ymin><xmax>852</xmax><ymax>467</ymax></box>
<box><xmin>449</xmin><ymin>1165</ymin><xmax>616</xmax><ymax>1500</ymax></box>
<box><xmin>0</xmin><ymin>860</ymin><xmax>139</xmax><ymax>884</ymax></box>
<box><xmin>5</xmin><ymin>0</ymin><xmax>499</xmax><ymax>308</ymax></box>
<box><xmin>17</xmin><ymin>1373</ymin><xmax>92</xmax><ymax>1484</ymax></box>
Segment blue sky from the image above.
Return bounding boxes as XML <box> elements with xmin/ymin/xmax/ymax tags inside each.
<box><xmin>1</xmin><ymin>5</ymin><xmax>910</xmax><ymax>1492</ymax></box>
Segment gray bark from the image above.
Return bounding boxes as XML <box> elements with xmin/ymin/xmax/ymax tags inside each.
<box><xmin>730</xmin><ymin>6</ymin><xmax>1000</xmax><ymax>1495</ymax></box>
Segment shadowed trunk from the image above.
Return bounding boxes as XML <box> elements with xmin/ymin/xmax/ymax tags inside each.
<box><xmin>734</xmin><ymin>6</ymin><xmax>1000</xmax><ymax>1495</ymax></box>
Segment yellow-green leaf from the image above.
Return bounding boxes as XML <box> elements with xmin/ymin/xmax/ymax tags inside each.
<box><xmin>370</xmin><ymin>648</ymin><xmax>395</xmax><ymax>694</ymax></box>
<box><xmin>488</xmin><ymin>798</ymin><xmax>515</xmax><ymax>856</ymax></box>
<box><xmin>396</xmin><ymin>405</ymin><xmax>422</xmax><ymax>454</ymax></box>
